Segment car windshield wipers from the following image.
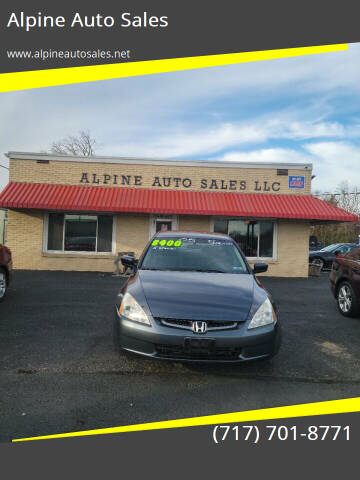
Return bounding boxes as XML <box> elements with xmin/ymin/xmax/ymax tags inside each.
<box><xmin>141</xmin><ymin>267</ymin><xmax>163</xmax><ymax>271</ymax></box>
<box><xmin>186</xmin><ymin>269</ymin><xmax>228</xmax><ymax>273</ymax></box>
<box><xmin>141</xmin><ymin>268</ymin><xmax>232</xmax><ymax>273</ymax></box>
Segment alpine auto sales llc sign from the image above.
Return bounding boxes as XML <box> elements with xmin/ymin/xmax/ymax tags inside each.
<box><xmin>78</xmin><ymin>172</ymin><xmax>297</xmax><ymax>192</ymax></box>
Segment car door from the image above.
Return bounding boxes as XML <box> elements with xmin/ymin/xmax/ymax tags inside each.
<box><xmin>328</xmin><ymin>245</ymin><xmax>346</xmax><ymax>269</ymax></box>
<box><xmin>327</xmin><ymin>245</ymin><xmax>343</xmax><ymax>267</ymax></box>
<box><xmin>336</xmin><ymin>244</ymin><xmax>355</xmax><ymax>259</ymax></box>
<box><xmin>346</xmin><ymin>248</ymin><xmax>360</xmax><ymax>299</ymax></box>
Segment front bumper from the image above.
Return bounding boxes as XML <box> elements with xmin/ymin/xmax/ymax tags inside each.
<box><xmin>115</xmin><ymin>311</ymin><xmax>281</xmax><ymax>363</ymax></box>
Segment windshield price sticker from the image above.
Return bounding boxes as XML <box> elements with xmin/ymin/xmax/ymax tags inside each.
<box><xmin>180</xmin><ymin>237</ymin><xmax>196</xmax><ymax>243</ymax></box>
<box><xmin>151</xmin><ymin>238</ymin><xmax>234</xmax><ymax>249</ymax></box>
<box><xmin>207</xmin><ymin>239</ymin><xmax>233</xmax><ymax>246</ymax></box>
<box><xmin>212</xmin><ymin>424</ymin><xmax>350</xmax><ymax>444</ymax></box>
<box><xmin>152</xmin><ymin>239</ymin><xmax>182</xmax><ymax>247</ymax></box>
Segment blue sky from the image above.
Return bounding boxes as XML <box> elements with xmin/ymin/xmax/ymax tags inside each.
<box><xmin>1</xmin><ymin>43</ymin><xmax>360</xmax><ymax>192</ymax></box>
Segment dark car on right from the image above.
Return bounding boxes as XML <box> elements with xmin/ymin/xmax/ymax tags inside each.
<box><xmin>0</xmin><ymin>244</ymin><xmax>12</xmax><ymax>302</ymax></box>
<box><xmin>309</xmin><ymin>243</ymin><xmax>358</xmax><ymax>270</ymax></box>
<box><xmin>330</xmin><ymin>247</ymin><xmax>360</xmax><ymax>317</ymax></box>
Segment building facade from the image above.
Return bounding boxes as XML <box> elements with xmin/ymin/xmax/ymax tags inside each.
<box><xmin>0</xmin><ymin>209</ymin><xmax>7</xmax><ymax>244</ymax></box>
<box><xmin>0</xmin><ymin>152</ymin><xmax>357</xmax><ymax>277</ymax></box>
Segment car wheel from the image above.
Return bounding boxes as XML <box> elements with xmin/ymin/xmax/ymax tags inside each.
<box><xmin>312</xmin><ymin>257</ymin><xmax>324</xmax><ymax>270</ymax></box>
<box><xmin>336</xmin><ymin>282</ymin><xmax>359</xmax><ymax>317</ymax></box>
<box><xmin>0</xmin><ymin>268</ymin><xmax>7</xmax><ymax>302</ymax></box>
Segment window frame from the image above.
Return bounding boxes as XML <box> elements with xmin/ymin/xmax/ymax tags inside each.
<box><xmin>149</xmin><ymin>214</ymin><xmax>179</xmax><ymax>238</ymax></box>
<box><xmin>43</xmin><ymin>212</ymin><xmax>116</xmax><ymax>255</ymax></box>
<box><xmin>210</xmin><ymin>217</ymin><xmax>278</xmax><ymax>261</ymax></box>
<box><xmin>338</xmin><ymin>244</ymin><xmax>355</xmax><ymax>255</ymax></box>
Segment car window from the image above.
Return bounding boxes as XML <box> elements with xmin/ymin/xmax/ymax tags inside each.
<box><xmin>141</xmin><ymin>236</ymin><xmax>249</xmax><ymax>274</ymax></box>
<box><xmin>345</xmin><ymin>248</ymin><xmax>360</xmax><ymax>260</ymax></box>
<box><xmin>319</xmin><ymin>244</ymin><xmax>341</xmax><ymax>252</ymax></box>
<box><xmin>339</xmin><ymin>245</ymin><xmax>357</xmax><ymax>254</ymax></box>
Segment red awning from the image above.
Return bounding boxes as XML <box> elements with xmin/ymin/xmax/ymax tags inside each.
<box><xmin>0</xmin><ymin>182</ymin><xmax>357</xmax><ymax>222</ymax></box>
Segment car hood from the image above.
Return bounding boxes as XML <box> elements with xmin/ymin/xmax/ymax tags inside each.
<box><xmin>309</xmin><ymin>250</ymin><xmax>328</xmax><ymax>256</ymax></box>
<box><xmin>138</xmin><ymin>270</ymin><xmax>255</xmax><ymax>321</ymax></box>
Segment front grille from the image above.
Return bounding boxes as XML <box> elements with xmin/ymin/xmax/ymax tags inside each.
<box><xmin>156</xmin><ymin>317</ymin><xmax>238</xmax><ymax>331</ymax></box>
<box><xmin>155</xmin><ymin>344</ymin><xmax>241</xmax><ymax>360</ymax></box>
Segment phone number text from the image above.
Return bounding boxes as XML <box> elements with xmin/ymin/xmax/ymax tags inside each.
<box><xmin>212</xmin><ymin>425</ymin><xmax>350</xmax><ymax>444</ymax></box>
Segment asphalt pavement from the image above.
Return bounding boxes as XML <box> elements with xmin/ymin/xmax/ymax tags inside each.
<box><xmin>0</xmin><ymin>270</ymin><xmax>359</xmax><ymax>442</ymax></box>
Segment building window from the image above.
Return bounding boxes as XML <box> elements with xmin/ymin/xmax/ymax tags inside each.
<box><xmin>213</xmin><ymin>218</ymin><xmax>276</xmax><ymax>258</ymax></box>
<box><xmin>64</xmin><ymin>215</ymin><xmax>97</xmax><ymax>252</ymax></box>
<box><xmin>149</xmin><ymin>214</ymin><xmax>178</xmax><ymax>238</ymax></box>
<box><xmin>46</xmin><ymin>213</ymin><xmax>114</xmax><ymax>253</ymax></box>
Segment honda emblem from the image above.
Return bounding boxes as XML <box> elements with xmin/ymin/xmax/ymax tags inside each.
<box><xmin>192</xmin><ymin>321</ymin><xmax>207</xmax><ymax>334</ymax></box>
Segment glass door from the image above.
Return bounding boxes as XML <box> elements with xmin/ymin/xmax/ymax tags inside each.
<box><xmin>150</xmin><ymin>215</ymin><xmax>178</xmax><ymax>237</ymax></box>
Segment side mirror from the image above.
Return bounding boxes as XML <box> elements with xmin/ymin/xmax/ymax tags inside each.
<box><xmin>253</xmin><ymin>262</ymin><xmax>268</xmax><ymax>274</ymax></box>
<box><xmin>334</xmin><ymin>250</ymin><xmax>341</xmax><ymax>256</ymax></box>
<box><xmin>121</xmin><ymin>255</ymin><xmax>138</xmax><ymax>269</ymax></box>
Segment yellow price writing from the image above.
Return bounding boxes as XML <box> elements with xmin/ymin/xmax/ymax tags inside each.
<box><xmin>151</xmin><ymin>239</ymin><xmax>182</xmax><ymax>247</ymax></box>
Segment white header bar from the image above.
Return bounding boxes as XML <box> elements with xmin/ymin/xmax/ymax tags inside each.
<box><xmin>6</xmin><ymin>151</ymin><xmax>313</xmax><ymax>171</ymax></box>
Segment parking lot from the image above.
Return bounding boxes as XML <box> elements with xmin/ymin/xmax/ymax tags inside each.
<box><xmin>1</xmin><ymin>270</ymin><xmax>360</xmax><ymax>441</ymax></box>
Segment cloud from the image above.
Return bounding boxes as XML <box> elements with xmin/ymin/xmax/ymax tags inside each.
<box><xmin>220</xmin><ymin>148</ymin><xmax>309</xmax><ymax>164</ymax></box>
<box><xmin>304</xmin><ymin>141</ymin><xmax>360</xmax><ymax>192</ymax></box>
<box><xmin>2</xmin><ymin>43</ymin><xmax>360</xmax><ymax>191</ymax></box>
<box><xmin>220</xmin><ymin>141</ymin><xmax>360</xmax><ymax>192</ymax></box>
<box><xmin>100</xmin><ymin>117</ymin><xmax>360</xmax><ymax>160</ymax></box>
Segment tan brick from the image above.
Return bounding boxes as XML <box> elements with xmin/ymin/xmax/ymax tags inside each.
<box><xmin>7</xmin><ymin>210</ymin><xmax>310</xmax><ymax>276</ymax></box>
<box><xmin>6</xmin><ymin>156</ymin><xmax>312</xmax><ymax>276</ymax></box>
<box><xmin>248</xmin><ymin>221</ymin><xmax>310</xmax><ymax>277</ymax></box>
<box><xmin>9</xmin><ymin>158</ymin><xmax>311</xmax><ymax>195</ymax></box>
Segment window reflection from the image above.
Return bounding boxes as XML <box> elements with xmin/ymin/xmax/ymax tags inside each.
<box><xmin>64</xmin><ymin>215</ymin><xmax>97</xmax><ymax>252</ymax></box>
<box><xmin>47</xmin><ymin>214</ymin><xmax>114</xmax><ymax>253</ymax></box>
<box><xmin>215</xmin><ymin>219</ymin><xmax>274</xmax><ymax>258</ymax></box>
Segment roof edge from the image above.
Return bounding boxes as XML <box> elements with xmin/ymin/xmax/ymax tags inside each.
<box><xmin>5</xmin><ymin>151</ymin><xmax>313</xmax><ymax>171</ymax></box>
<box><xmin>0</xmin><ymin>181</ymin><xmax>356</xmax><ymax>223</ymax></box>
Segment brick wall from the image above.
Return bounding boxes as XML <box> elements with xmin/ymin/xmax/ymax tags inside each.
<box><xmin>6</xmin><ymin>156</ymin><xmax>311</xmax><ymax>276</ymax></box>
<box><xmin>10</xmin><ymin>158</ymin><xmax>312</xmax><ymax>195</ymax></box>
<box><xmin>179</xmin><ymin>215</ymin><xmax>211</xmax><ymax>232</ymax></box>
<box><xmin>7</xmin><ymin>210</ymin><xmax>309</xmax><ymax>277</ymax></box>
<box><xmin>7</xmin><ymin>210</ymin><xmax>116</xmax><ymax>272</ymax></box>
<box><xmin>247</xmin><ymin>221</ymin><xmax>310</xmax><ymax>277</ymax></box>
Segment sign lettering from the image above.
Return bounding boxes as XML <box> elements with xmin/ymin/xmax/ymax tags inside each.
<box><xmin>79</xmin><ymin>172</ymin><xmax>290</xmax><ymax>192</ymax></box>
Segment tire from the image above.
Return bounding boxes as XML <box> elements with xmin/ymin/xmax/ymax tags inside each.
<box><xmin>312</xmin><ymin>257</ymin><xmax>324</xmax><ymax>270</ymax></box>
<box><xmin>336</xmin><ymin>281</ymin><xmax>359</xmax><ymax>317</ymax></box>
<box><xmin>0</xmin><ymin>268</ymin><xmax>7</xmax><ymax>302</ymax></box>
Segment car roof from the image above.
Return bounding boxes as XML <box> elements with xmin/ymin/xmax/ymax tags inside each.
<box><xmin>153</xmin><ymin>230</ymin><xmax>231</xmax><ymax>240</ymax></box>
<box><xmin>327</xmin><ymin>243</ymin><xmax>357</xmax><ymax>247</ymax></box>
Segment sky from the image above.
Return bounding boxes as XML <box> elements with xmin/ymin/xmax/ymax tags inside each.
<box><xmin>1</xmin><ymin>43</ymin><xmax>360</xmax><ymax>192</ymax></box>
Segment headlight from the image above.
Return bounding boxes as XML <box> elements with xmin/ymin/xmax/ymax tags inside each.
<box><xmin>248</xmin><ymin>297</ymin><xmax>276</xmax><ymax>329</ymax></box>
<box><xmin>119</xmin><ymin>293</ymin><xmax>151</xmax><ymax>326</ymax></box>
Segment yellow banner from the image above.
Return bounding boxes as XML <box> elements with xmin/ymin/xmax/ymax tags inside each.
<box><xmin>0</xmin><ymin>44</ymin><xmax>347</xmax><ymax>92</ymax></box>
<box><xmin>13</xmin><ymin>396</ymin><xmax>360</xmax><ymax>442</ymax></box>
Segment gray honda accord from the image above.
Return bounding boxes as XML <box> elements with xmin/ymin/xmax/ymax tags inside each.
<box><xmin>113</xmin><ymin>231</ymin><xmax>281</xmax><ymax>363</ymax></box>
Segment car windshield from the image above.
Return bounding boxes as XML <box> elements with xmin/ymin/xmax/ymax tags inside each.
<box><xmin>319</xmin><ymin>244</ymin><xmax>342</xmax><ymax>252</ymax></box>
<box><xmin>141</xmin><ymin>236</ymin><xmax>248</xmax><ymax>274</ymax></box>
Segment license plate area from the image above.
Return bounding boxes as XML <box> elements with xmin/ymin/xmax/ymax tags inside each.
<box><xmin>184</xmin><ymin>337</ymin><xmax>216</xmax><ymax>354</ymax></box>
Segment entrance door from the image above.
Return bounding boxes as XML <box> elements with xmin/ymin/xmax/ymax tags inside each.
<box><xmin>150</xmin><ymin>215</ymin><xmax>178</xmax><ymax>238</ymax></box>
<box><xmin>156</xmin><ymin>220</ymin><xmax>172</xmax><ymax>232</ymax></box>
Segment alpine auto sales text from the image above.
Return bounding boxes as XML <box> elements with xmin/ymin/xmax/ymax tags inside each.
<box><xmin>6</xmin><ymin>11</ymin><xmax>169</xmax><ymax>32</ymax></box>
